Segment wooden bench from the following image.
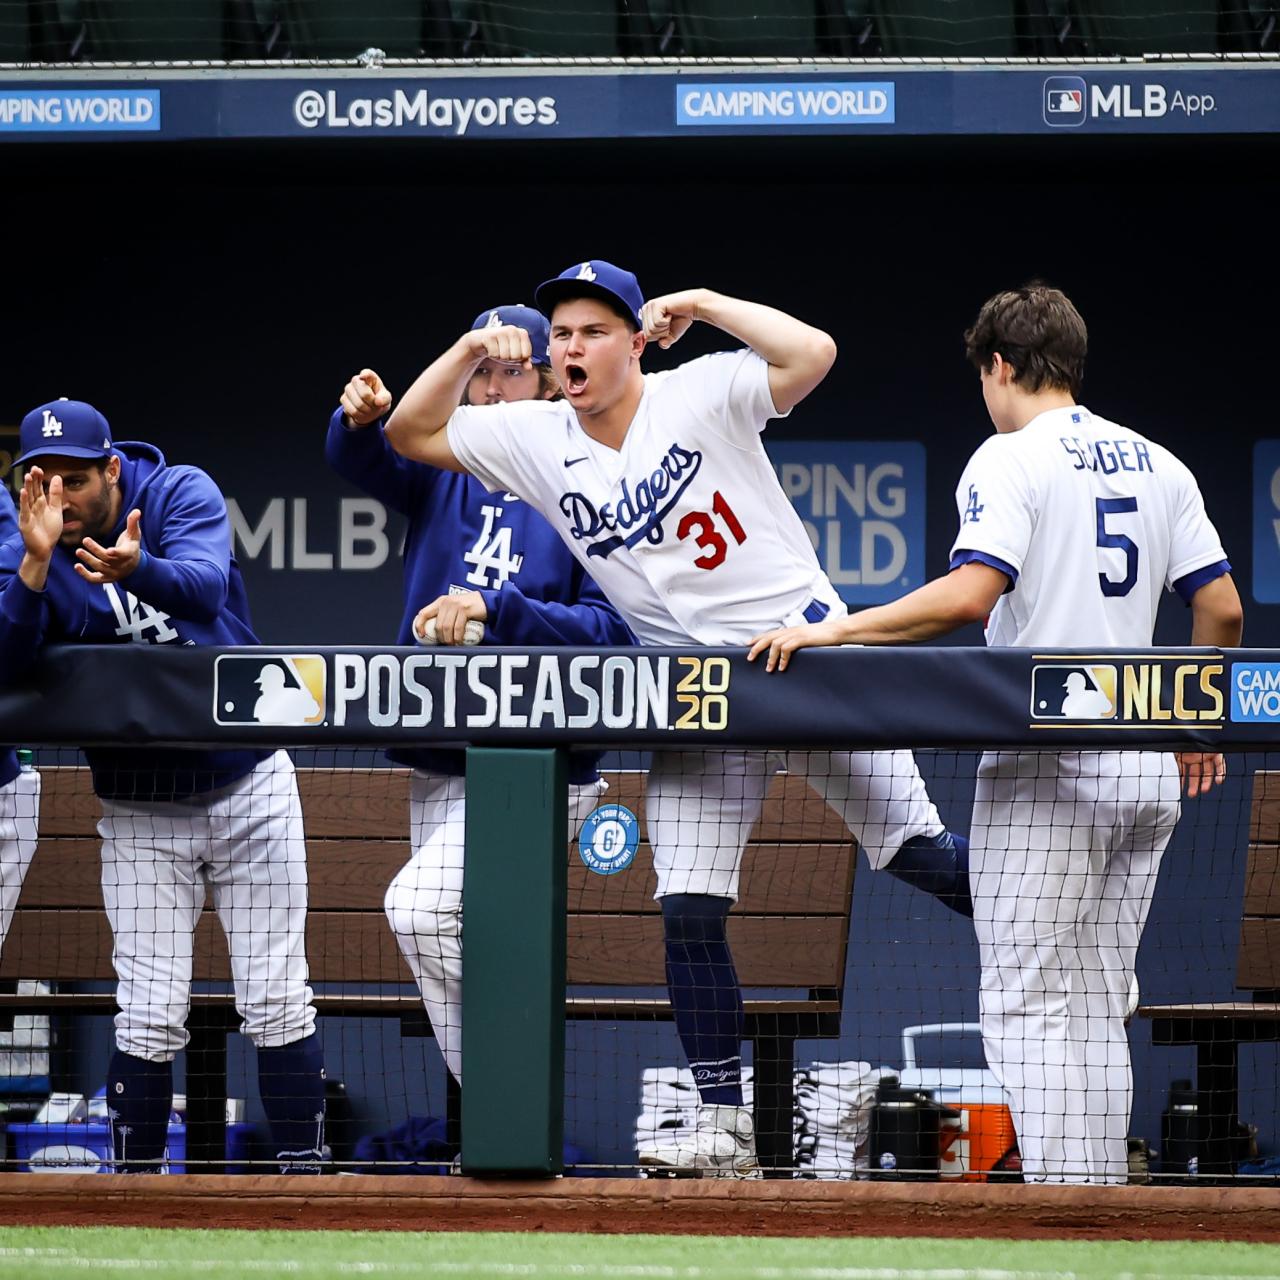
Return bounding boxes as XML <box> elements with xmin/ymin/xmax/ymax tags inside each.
<box><xmin>1139</xmin><ymin>769</ymin><xmax>1280</xmax><ymax>1176</ymax></box>
<box><xmin>0</xmin><ymin>765</ymin><xmax>856</xmax><ymax>1175</ymax></box>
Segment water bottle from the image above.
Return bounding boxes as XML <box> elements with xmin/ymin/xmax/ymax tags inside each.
<box><xmin>1161</xmin><ymin>1079</ymin><xmax>1212</xmax><ymax>1180</ymax></box>
<box><xmin>868</xmin><ymin>1076</ymin><xmax>959</xmax><ymax>1181</ymax></box>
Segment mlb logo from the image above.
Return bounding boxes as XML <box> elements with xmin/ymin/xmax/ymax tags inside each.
<box><xmin>214</xmin><ymin>655</ymin><xmax>327</xmax><ymax>726</ymax></box>
<box><xmin>1030</xmin><ymin>664</ymin><xmax>1117</xmax><ymax>720</ymax></box>
<box><xmin>1044</xmin><ymin>76</ymin><xmax>1087</xmax><ymax>128</ymax></box>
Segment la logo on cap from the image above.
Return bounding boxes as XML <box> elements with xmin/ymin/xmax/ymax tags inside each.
<box><xmin>576</xmin><ymin>262</ymin><xmax>597</xmax><ymax>282</ymax></box>
<box><xmin>41</xmin><ymin>409</ymin><xmax>63</xmax><ymax>438</ymax></box>
<box><xmin>485</xmin><ymin>311</ymin><xmax>503</xmax><ymax>328</ymax></box>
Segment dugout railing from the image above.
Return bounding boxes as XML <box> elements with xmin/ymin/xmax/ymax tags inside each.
<box><xmin>0</xmin><ymin>642</ymin><xmax>1273</xmax><ymax>1179</ymax></box>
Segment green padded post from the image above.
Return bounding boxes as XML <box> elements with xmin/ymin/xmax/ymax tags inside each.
<box><xmin>461</xmin><ymin>747</ymin><xmax>568</xmax><ymax>1175</ymax></box>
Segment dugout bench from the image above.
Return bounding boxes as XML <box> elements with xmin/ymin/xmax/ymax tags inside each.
<box><xmin>0</xmin><ymin>765</ymin><xmax>855</xmax><ymax>1176</ymax></box>
<box><xmin>1139</xmin><ymin>769</ymin><xmax>1280</xmax><ymax>1176</ymax></box>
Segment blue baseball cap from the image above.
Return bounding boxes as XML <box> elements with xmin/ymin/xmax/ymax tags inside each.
<box><xmin>470</xmin><ymin>304</ymin><xmax>551</xmax><ymax>366</ymax></box>
<box><xmin>535</xmin><ymin>260</ymin><xmax>645</xmax><ymax>331</ymax></box>
<box><xmin>16</xmin><ymin>399</ymin><xmax>113</xmax><ymax>466</ymax></box>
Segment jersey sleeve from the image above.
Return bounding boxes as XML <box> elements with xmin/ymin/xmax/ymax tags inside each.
<box><xmin>674</xmin><ymin>349</ymin><xmax>786</xmax><ymax>445</ymax></box>
<box><xmin>948</xmin><ymin>438</ymin><xmax>1034</xmax><ymax>587</ymax></box>
<box><xmin>478</xmin><ymin>568</ymin><xmax>635</xmax><ymax>647</ymax></box>
<box><xmin>445</xmin><ymin>403</ymin><xmax>548</xmax><ymax>506</ymax></box>
<box><xmin>0</xmin><ymin>539</ymin><xmax>50</xmax><ymax>684</ymax></box>
<box><xmin>127</xmin><ymin>466</ymin><xmax>232</xmax><ymax>623</ymax></box>
<box><xmin>1163</xmin><ymin>452</ymin><xmax>1230</xmax><ymax>601</ymax></box>
<box><xmin>324</xmin><ymin>408</ymin><xmax>439</xmax><ymax>516</ymax></box>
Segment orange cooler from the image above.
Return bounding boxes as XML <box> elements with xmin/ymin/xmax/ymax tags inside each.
<box><xmin>898</xmin><ymin>1023</ymin><xmax>1014</xmax><ymax>1183</ymax></box>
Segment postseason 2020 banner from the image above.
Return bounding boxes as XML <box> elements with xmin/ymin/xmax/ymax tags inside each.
<box><xmin>3</xmin><ymin>644</ymin><xmax>1280</xmax><ymax>750</ymax></box>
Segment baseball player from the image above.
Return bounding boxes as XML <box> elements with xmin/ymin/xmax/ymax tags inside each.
<box><xmin>326</xmin><ymin>303</ymin><xmax>634</xmax><ymax>1092</ymax></box>
<box><xmin>0</xmin><ymin>495</ymin><xmax>40</xmax><ymax>958</ymax></box>
<box><xmin>0</xmin><ymin>400</ymin><xmax>327</xmax><ymax>1173</ymax></box>
<box><xmin>750</xmin><ymin>283</ymin><xmax>1243</xmax><ymax>1183</ymax></box>
<box><xmin>365</xmin><ymin>260</ymin><xmax>971</xmax><ymax>1176</ymax></box>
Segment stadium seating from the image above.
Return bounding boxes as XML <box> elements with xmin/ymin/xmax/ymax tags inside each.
<box><xmin>669</xmin><ymin>0</ymin><xmax>821</xmax><ymax>57</ymax></box>
<box><xmin>61</xmin><ymin>0</ymin><xmax>229</xmax><ymax>61</ymax></box>
<box><xmin>0</xmin><ymin>0</ymin><xmax>28</xmax><ymax>61</ymax></box>
<box><xmin>267</xmin><ymin>0</ymin><xmax>443</xmax><ymax>59</ymax></box>
<box><xmin>454</xmin><ymin>0</ymin><xmax>629</xmax><ymax>57</ymax></box>
<box><xmin>1073</xmin><ymin>0</ymin><xmax>1222</xmax><ymax>54</ymax></box>
<box><xmin>1220</xmin><ymin>0</ymin><xmax>1279</xmax><ymax>50</ymax></box>
<box><xmin>869</xmin><ymin>0</ymin><xmax>1020</xmax><ymax>56</ymax></box>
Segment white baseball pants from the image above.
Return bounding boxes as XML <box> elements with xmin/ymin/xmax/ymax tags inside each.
<box><xmin>384</xmin><ymin>770</ymin><xmax>607</xmax><ymax>1083</ymax></box>
<box><xmin>0</xmin><ymin>768</ymin><xmax>40</xmax><ymax>956</ymax></box>
<box><xmin>99</xmin><ymin>751</ymin><xmax>317</xmax><ymax>1061</ymax></box>
<box><xmin>971</xmin><ymin>750</ymin><xmax>1181</xmax><ymax>1184</ymax></box>
<box><xmin>645</xmin><ymin>749</ymin><xmax>944</xmax><ymax>900</ymax></box>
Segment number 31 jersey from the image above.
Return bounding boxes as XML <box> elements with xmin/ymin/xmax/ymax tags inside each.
<box><xmin>949</xmin><ymin>405</ymin><xmax>1229</xmax><ymax>649</ymax></box>
<box><xmin>447</xmin><ymin>350</ymin><xmax>843</xmax><ymax>645</ymax></box>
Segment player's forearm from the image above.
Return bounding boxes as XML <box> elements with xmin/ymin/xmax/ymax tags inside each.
<box><xmin>694</xmin><ymin>290</ymin><xmax>837</xmax><ymax>408</ymax></box>
<box><xmin>1190</xmin><ymin>574</ymin><xmax>1244</xmax><ymax>647</ymax></box>
<box><xmin>838</xmin><ymin>568</ymin><xmax>1001</xmax><ymax>645</ymax></box>
<box><xmin>17</xmin><ymin>551</ymin><xmax>49</xmax><ymax>593</ymax></box>
<box><xmin>325</xmin><ymin>409</ymin><xmax>415</xmax><ymax>515</ymax></box>
<box><xmin>0</xmin><ymin>576</ymin><xmax>46</xmax><ymax>683</ymax></box>
<box><xmin>385</xmin><ymin>338</ymin><xmax>480</xmax><ymax>461</ymax></box>
<box><xmin>129</xmin><ymin>554</ymin><xmax>229</xmax><ymax>623</ymax></box>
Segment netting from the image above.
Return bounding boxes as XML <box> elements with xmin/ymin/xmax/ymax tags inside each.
<box><xmin>0</xmin><ymin>1</ymin><xmax>1275</xmax><ymax>65</ymax></box>
<box><xmin>0</xmin><ymin>741</ymin><xmax>1273</xmax><ymax>1183</ymax></box>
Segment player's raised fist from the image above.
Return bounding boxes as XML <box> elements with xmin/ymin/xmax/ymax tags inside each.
<box><xmin>18</xmin><ymin>466</ymin><xmax>63</xmax><ymax>561</ymax></box>
<box><xmin>642</xmin><ymin>290</ymin><xmax>705</xmax><ymax>350</ymax></box>
<box><xmin>340</xmin><ymin>369</ymin><xmax>393</xmax><ymax>427</ymax></box>
<box><xmin>467</xmin><ymin>324</ymin><xmax>532</xmax><ymax>370</ymax></box>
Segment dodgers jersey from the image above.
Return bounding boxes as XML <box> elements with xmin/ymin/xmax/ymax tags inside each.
<box><xmin>949</xmin><ymin>405</ymin><xmax>1229</xmax><ymax>648</ymax></box>
<box><xmin>325</xmin><ymin>409</ymin><xmax>634</xmax><ymax>780</ymax></box>
<box><xmin>447</xmin><ymin>350</ymin><xmax>842</xmax><ymax>645</ymax></box>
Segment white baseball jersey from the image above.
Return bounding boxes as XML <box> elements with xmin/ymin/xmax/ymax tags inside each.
<box><xmin>949</xmin><ymin>405</ymin><xmax>1228</xmax><ymax>649</ymax></box>
<box><xmin>446</xmin><ymin>350</ymin><xmax>843</xmax><ymax>645</ymax></box>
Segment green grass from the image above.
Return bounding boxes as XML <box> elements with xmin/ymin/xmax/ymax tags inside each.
<box><xmin>0</xmin><ymin>1228</ymin><xmax>1278</xmax><ymax>1279</ymax></box>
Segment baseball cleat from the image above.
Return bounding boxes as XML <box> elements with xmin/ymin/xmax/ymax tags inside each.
<box><xmin>638</xmin><ymin>1104</ymin><xmax>763</xmax><ymax>1179</ymax></box>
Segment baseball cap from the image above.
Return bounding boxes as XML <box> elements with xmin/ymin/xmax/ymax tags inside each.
<box><xmin>535</xmin><ymin>260</ymin><xmax>645</xmax><ymax>331</ymax></box>
<box><xmin>470</xmin><ymin>304</ymin><xmax>551</xmax><ymax>366</ymax></box>
<box><xmin>16</xmin><ymin>399</ymin><xmax>113</xmax><ymax>466</ymax></box>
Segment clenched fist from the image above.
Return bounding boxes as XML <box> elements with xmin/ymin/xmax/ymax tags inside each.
<box><xmin>340</xmin><ymin>369</ymin><xmax>393</xmax><ymax>427</ymax></box>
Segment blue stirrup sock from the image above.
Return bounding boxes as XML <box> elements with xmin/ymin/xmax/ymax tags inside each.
<box><xmin>662</xmin><ymin>893</ymin><xmax>745</xmax><ymax>1106</ymax></box>
<box><xmin>107</xmin><ymin>1050</ymin><xmax>173</xmax><ymax>1172</ymax></box>
<box><xmin>258</xmin><ymin>1031</ymin><xmax>328</xmax><ymax>1171</ymax></box>
<box><xmin>886</xmin><ymin>831</ymin><xmax>973</xmax><ymax>917</ymax></box>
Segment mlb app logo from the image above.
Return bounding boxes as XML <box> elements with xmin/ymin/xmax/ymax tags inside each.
<box><xmin>1044</xmin><ymin>77</ymin><xmax>1086</xmax><ymax>127</ymax></box>
<box><xmin>214</xmin><ymin>655</ymin><xmax>326</xmax><ymax>726</ymax></box>
<box><xmin>1031</xmin><ymin>664</ymin><xmax>1116</xmax><ymax>720</ymax></box>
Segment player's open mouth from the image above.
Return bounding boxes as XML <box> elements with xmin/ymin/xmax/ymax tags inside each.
<box><xmin>565</xmin><ymin>365</ymin><xmax>588</xmax><ymax>395</ymax></box>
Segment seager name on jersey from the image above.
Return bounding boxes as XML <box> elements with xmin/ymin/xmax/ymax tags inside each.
<box><xmin>559</xmin><ymin>442</ymin><xmax>702</xmax><ymax>559</ymax></box>
<box><xmin>1059</xmin><ymin>435</ymin><xmax>1153</xmax><ymax>475</ymax></box>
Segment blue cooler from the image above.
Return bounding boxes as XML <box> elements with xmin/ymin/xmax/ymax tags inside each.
<box><xmin>6</xmin><ymin>1121</ymin><xmax>255</xmax><ymax>1173</ymax></box>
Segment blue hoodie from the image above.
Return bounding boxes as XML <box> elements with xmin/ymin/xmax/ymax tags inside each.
<box><xmin>0</xmin><ymin>497</ymin><xmax>21</xmax><ymax>790</ymax></box>
<box><xmin>325</xmin><ymin>409</ymin><xmax>636</xmax><ymax>781</ymax></box>
<box><xmin>0</xmin><ymin>442</ymin><xmax>269</xmax><ymax>800</ymax></box>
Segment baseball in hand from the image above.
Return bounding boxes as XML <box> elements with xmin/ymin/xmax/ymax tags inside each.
<box><xmin>415</xmin><ymin>617</ymin><xmax>485</xmax><ymax>646</ymax></box>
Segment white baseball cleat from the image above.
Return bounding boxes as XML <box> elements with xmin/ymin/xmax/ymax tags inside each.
<box><xmin>638</xmin><ymin>1104</ymin><xmax>763</xmax><ymax>1179</ymax></box>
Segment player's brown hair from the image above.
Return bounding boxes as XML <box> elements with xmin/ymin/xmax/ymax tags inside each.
<box><xmin>964</xmin><ymin>283</ymin><xmax>1087</xmax><ymax>399</ymax></box>
<box><xmin>537</xmin><ymin>365</ymin><xmax>563</xmax><ymax>400</ymax></box>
